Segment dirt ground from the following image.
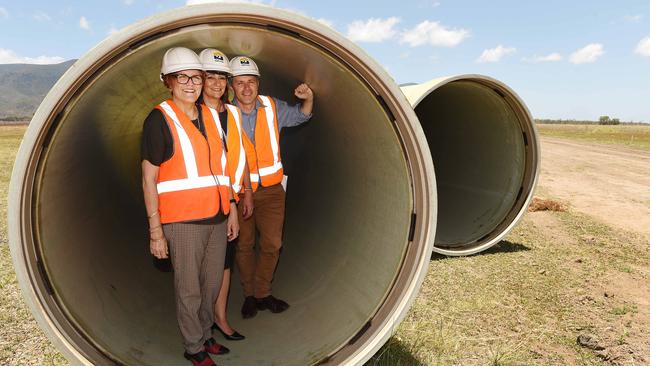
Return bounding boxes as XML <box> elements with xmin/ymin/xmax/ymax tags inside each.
<box><xmin>538</xmin><ymin>137</ymin><xmax>650</xmax><ymax>239</ymax></box>
<box><xmin>535</xmin><ymin>136</ymin><xmax>650</xmax><ymax>365</ymax></box>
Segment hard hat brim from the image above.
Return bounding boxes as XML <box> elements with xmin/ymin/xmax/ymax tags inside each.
<box><xmin>202</xmin><ymin>65</ymin><xmax>232</xmax><ymax>75</ymax></box>
<box><xmin>230</xmin><ymin>71</ymin><xmax>261</xmax><ymax>77</ymax></box>
<box><xmin>162</xmin><ymin>63</ymin><xmax>204</xmax><ymax>76</ymax></box>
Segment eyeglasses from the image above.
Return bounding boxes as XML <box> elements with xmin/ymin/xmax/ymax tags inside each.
<box><xmin>173</xmin><ymin>73</ymin><xmax>203</xmax><ymax>85</ymax></box>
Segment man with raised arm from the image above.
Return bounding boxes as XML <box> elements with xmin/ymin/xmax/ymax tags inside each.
<box><xmin>228</xmin><ymin>55</ymin><xmax>314</xmax><ymax>318</ymax></box>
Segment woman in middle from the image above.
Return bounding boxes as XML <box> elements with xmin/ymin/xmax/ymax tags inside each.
<box><xmin>198</xmin><ymin>48</ymin><xmax>254</xmax><ymax>341</ymax></box>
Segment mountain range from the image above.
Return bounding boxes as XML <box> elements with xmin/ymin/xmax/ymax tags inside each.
<box><xmin>0</xmin><ymin>60</ymin><xmax>75</xmax><ymax>120</ymax></box>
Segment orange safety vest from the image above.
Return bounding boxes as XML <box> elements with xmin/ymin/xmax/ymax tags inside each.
<box><xmin>155</xmin><ymin>100</ymin><xmax>231</xmax><ymax>224</ymax></box>
<box><xmin>242</xmin><ymin>133</ymin><xmax>258</xmax><ymax>191</ymax></box>
<box><xmin>204</xmin><ymin>103</ymin><xmax>248</xmax><ymax>201</ymax></box>
<box><xmin>247</xmin><ymin>95</ymin><xmax>283</xmax><ymax>189</ymax></box>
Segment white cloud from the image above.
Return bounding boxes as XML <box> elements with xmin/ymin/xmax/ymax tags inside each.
<box><xmin>569</xmin><ymin>43</ymin><xmax>604</xmax><ymax>64</ymax></box>
<box><xmin>0</xmin><ymin>48</ymin><xmax>65</xmax><ymax>65</ymax></box>
<box><xmin>476</xmin><ymin>45</ymin><xmax>516</xmax><ymax>63</ymax></box>
<box><xmin>317</xmin><ymin>18</ymin><xmax>334</xmax><ymax>28</ymax></box>
<box><xmin>33</xmin><ymin>12</ymin><xmax>52</xmax><ymax>22</ymax></box>
<box><xmin>123</xmin><ymin>0</ymin><xmax>135</xmax><ymax>4</ymax></box>
<box><xmin>0</xmin><ymin>7</ymin><xmax>8</xmax><ymax>19</ymax></box>
<box><xmin>635</xmin><ymin>37</ymin><xmax>650</xmax><ymax>57</ymax></box>
<box><xmin>623</xmin><ymin>14</ymin><xmax>643</xmax><ymax>23</ymax></box>
<box><xmin>346</xmin><ymin>17</ymin><xmax>400</xmax><ymax>43</ymax></box>
<box><xmin>523</xmin><ymin>52</ymin><xmax>563</xmax><ymax>63</ymax></box>
<box><xmin>400</xmin><ymin>20</ymin><xmax>469</xmax><ymax>47</ymax></box>
<box><xmin>79</xmin><ymin>16</ymin><xmax>91</xmax><ymax>30</ymax></box>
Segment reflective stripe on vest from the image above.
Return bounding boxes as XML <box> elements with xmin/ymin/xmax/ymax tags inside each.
<box><xmin>226</xmin><ymin>104</ymin><xmax>246</xmax><ymax>193</ymax></box>
<box><xmin>255</xmin><ymin>95</ymin><xmax>284</xmax><ymax>186</ymax></box>
<box><xmin>206</xmin><ymin>104</ymin><xmax>244</xmax><ymax>194</ymax></box>
<box><xmin>157</xmin><ymin>174</ymin><xmax>230</xmax><ymax>193</ymax></box>
<box><xmin>156</xmin><ymin>101</ymin><xmax>230</xmax><ymax>223</ymax></box>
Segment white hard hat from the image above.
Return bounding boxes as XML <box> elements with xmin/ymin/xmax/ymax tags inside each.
<box><xmin>160</xmin><ymin>47</ymin><xmax>203</xmax><ymax>78</ymax></box>
<box><xmin>199</xmin><ymin>48</ymin><xmax>231</xmax><ymax>74</ymax></box>
<box><xmin>229</xmin><ymin>56</ymin><xmax>260</xmax><ymax>77</ymax></box>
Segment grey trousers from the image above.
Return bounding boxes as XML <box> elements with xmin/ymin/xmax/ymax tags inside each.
<box><xmin>164</xmin><ymin>219</ymin><xmax>227</xmax><ymax>354</ymax></box>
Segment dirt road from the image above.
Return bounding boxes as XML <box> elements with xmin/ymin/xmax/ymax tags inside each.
<box><xmin>538</xmin><ymin>136</ymin><xmax>650</xmax><ymax>238</ymax></box>
<box><xmin>533</xmin><ymin>137</ymin><xmax>650</xmax><ymax>364</ymax></box>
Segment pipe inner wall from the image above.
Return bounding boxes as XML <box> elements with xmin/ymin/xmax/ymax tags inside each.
<box><xmin>9</xmin><ymin>5</ymin><xmax>436</xmax><ymax>366</ymax></box>
<box><xmin>402</xmin><ymin>76</ymin><xmax>539</xmax><ymax>256</ymax></box>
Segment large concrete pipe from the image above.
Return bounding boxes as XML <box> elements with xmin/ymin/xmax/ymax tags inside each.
<box><xmin>8</xmin><ymin>4</ymin><xmax>436</xmax><ymax>366</ymax></box>
<box><xmin>402</xmin><ymin>77</ymin><xmax>540</xmax><ymax>256</ymax></box>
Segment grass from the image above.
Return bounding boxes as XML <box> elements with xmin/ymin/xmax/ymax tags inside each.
<box><xmin>2</xmin><ymin>125</ymin><xmax>649</xmax><ymax>365</ymax></box>
<box><xmin>368</xmin><ymin>210</ymin><xmax>650</xmax><ymax>365</ymax></box>
<box><xmin>611</xmin><ymin>305</ymin><xmax>637</xmax><ymax>317</ymax></box>
<box><xmin>0</xmin><ymin>126</ymin><xmax>25</xmax><ymax>236</ymax></box>
<box><xmin>536</xmin><ymin>123</ymin><xmax>650</xmax><ymax>150</ymax></box>
<box><xmin>0</xmin><ymin>126</ymin><xmax>69</xmax><ymax>365</ymax></box>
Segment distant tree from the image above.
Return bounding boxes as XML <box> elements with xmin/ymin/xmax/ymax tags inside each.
<box><xmin>535</xmin><ymin>117</ymin><xmax>645</xmax><ymax>125</ymax></box>
<box><xmin>598</xmin><ymin>116</ymin><xmax>621</xmax><ymax>125</ymax></box>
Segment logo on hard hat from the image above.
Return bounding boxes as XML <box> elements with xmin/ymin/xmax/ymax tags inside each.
<box><xmin>212</xmin><ymin>52</ymin><xmax>224</xmax><ymax>62</ymax></box>
<box><xmin>240</xmin><ymin>58</ymin><xmax>250</xmax><ymax>66</ymax></box>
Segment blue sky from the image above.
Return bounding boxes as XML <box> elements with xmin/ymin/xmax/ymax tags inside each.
<box><xmin>1</xmin><ymin>0</ymin><xmax>649</xmax><ymax>122</ymax></box>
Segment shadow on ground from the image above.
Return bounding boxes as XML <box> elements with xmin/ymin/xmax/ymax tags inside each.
<box><xmin>365</xmin><ymin>337</ymin><xmax>426</xmax><ymax>366</ymax></box>
<box><xmin>431</xmin><ymin>240</ymin><xmax>530</xmax><ymax>260</ymax></box>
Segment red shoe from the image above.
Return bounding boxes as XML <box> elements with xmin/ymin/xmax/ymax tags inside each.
<box><xmin>204</xmin><ymin>337</ymin><xmax>230</xmax><ymax>355</ymax></box>
<box><xmin>183</xmin><ymin>351</ymin><xmax>216</xmax><ymax>366</ymax></box>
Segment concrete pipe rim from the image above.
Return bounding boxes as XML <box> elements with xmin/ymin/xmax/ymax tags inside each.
<box><xmin>8</xmin><ymin>3</ymin><xmax>437</xmax><ymax>365</ymax></box>
<box><xmin>402</xmin><ymin>74</ymin><xmax>540</xmax><ymax>257</ymax></box>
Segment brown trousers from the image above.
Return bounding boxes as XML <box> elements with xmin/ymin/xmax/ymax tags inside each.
<box><xmin>236</xmin><ymin>184</ymin><xmax>285</xmax><ymax>298</ymax></box>
<box><xmin>164</xmin><ymin>220</ymin><xmax>227</xmax><ymax>354</ymax></box>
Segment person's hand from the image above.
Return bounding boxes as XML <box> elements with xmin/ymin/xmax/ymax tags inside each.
<box><xmin>227</xmin><ymin>204</ymin><xmax>240</xmax><ymax>241</ymax></box>
<box><xmin>149</xmin><ymin>227</ymin><xmax>169</xmax><ymax>259</ymax></box>
<box><xmin>294</xmin><ymin>83</ymin><xmax>313</xmax><ymax>101</ymax></box>
<box><xmin>242</xmin><ymin>190</ymin><xmax>254</xmax><ymax>220</ymax></box>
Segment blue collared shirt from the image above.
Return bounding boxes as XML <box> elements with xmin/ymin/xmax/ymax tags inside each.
<box><xmin>232</xmin><ymin>96</ymin><xmax>312</xmax><ymax>145</ymax></box>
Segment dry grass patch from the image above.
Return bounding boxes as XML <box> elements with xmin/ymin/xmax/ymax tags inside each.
<box><xmin>528</xmin><ymin>197</ymin><xmax>567</xmax><ymax>212</ymax></box>
<box><xmin>537</xmin><ymin>124</ymin><xmax>650</xmax><ymax>150</ymax></box>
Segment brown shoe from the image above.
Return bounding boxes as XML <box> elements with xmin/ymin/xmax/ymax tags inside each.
<box><xmin>241</xmin><ymin>296</ymin><xmax>258</xmax><ymax>319</ymax></box>
<box><xmin>256</xmin><ymin>295</ymin><xmax>290</xmax><ymax>313</ymax></box>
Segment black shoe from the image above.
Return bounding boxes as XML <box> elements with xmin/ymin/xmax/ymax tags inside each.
<box><xmin>212</xmin><ymin>322</ymin><xmax>246</xmax><ymax>341</ymax></box>
<box><xmin>203</xmin><ymin>337</ymin><xmax>230</xmax><ymax>355</ymax></box>
<box><xmin>256</xmin><ymin>295</ymin><xmax>290</xmax><ymax>313</ymax></box>
<box><xmin>183</xmin><ymin>350</ymin><xmax>215</xmax><ymax>366</ymax></box>
<box><xmin>241</xmin><ymin>296</ymin><xmax>258</xmax><ymax>319</ymax></box>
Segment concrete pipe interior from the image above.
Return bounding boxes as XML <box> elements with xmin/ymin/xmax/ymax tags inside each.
<box><xmin>9</xmin><ymin>5</ymin><xmax>435</xmax><ymax>366</ymax></box>
<box><xmin>402</xmin><ymin>77</ymin><xmax>539</xmax><ymax>256</ymax></box>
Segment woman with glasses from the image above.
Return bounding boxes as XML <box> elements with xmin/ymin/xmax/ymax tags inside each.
<box><xmin>141</xmin><ymin>47</ymin><xmax>238</xmax><ymax>366</ymax></box>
